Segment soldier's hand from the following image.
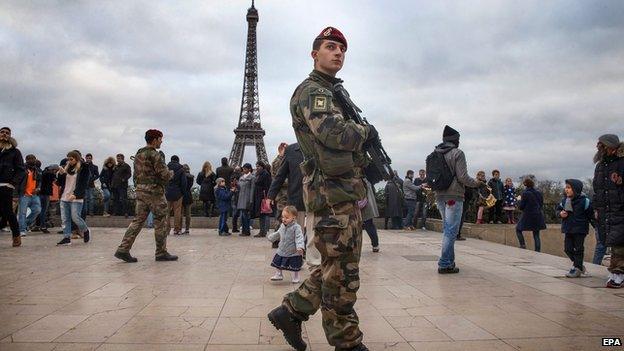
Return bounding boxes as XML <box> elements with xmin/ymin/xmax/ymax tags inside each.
<box><xmin>366</xmin><ymin>125</ymin><xmax>379</xmax><ymax>142</ymax></box>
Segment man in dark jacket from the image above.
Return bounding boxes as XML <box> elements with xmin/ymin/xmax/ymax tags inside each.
<box><xmin>17</xmin><ymin>154</ymin><xmax>42</xmax><ymax>236</ymax></box>
<box><xmin>268</xmin><ymin>143</ymin><xmax>305</xmax><ymax>213</ymax></box>
<box><xmin>433</xmin><ymin>125</ymin><xmax>484</xmax><ymax>274</ymax></box>
<box><xmin>0</xmin><ymin>127</ymin><xmax>25</xmax><ymax>247</ymax></box>
<box><xmin>413</xmin><ymin>169</ymin><xmax>428</xmax><ymax>230</ymax></box>
<box><xmin>487</xmin><ymin>170</ymin><xmax>504</xmax><ymax>223</ymax></box>
<box><xmin>165</xmin><ymin>155</ymin><xmax>187</xmax><ymax>235</ymax></box>
<box><xmin>37</xmin><ymin>164</ymin><xmax>59</xmax><ymax>233</ymax></box>
<box><xmin>593</xmin><ymin>134</ymin><xmax>624</xmax><ymax>288</ymax></box>
<box><xmin>84</xmin><ymin>153</ymin><xmax>100</xmax><ymax>215</ymax></box>
<box><xmin>216</xmin><ymin>157</ymin><xmax>234</xmax><ymax>184</ymax></box>
<box><xmin>111</xmin><ymin>153</ymin><xmax>132</xmax><ymax>217</ymax></box>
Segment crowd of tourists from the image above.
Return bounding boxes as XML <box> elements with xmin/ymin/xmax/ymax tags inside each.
<box><xmin>1</xmin><ymin>125</ymin><xmax>622</xmax><ymax>288</ymax></box>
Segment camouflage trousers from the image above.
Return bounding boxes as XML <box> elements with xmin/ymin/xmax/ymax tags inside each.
<box><xmin>117</xmin><ymin>190</ymin><xmax>169</xmax><ymax>256</ymax></box>
<box><xmin>283</xmin><ymin>202</ymin><xmax>363</xmax><ymax>349</ymax></box>
<box><xmin>609</xmin><ymin>246</ymin><xmax>624</xmax><ymax>274</ymax></box>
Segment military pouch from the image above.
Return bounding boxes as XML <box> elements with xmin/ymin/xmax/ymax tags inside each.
<box><xmin>314</xmin><ymin>144</ymin><xmax>354</xmax><ymax>177</ymax></box>
<box><xmin>302</xmin><ymin>171</ymin><xmax>328</xmax><ymax>213</ymax></box>
<box><xmin>314</xmin><ymin>214</ymin><xmax>351</xmax><ymax>257</ymax></box>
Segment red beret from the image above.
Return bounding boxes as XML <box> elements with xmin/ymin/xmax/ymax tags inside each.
<box><xmin>314</xmin><ymin>26</ymin><xmax>347</xmax><ymax>50</ymax></box>
<box><xmin>145</xmin><ymin>129</ymin><xmax>163</xmax><ymax>139</ymax></box>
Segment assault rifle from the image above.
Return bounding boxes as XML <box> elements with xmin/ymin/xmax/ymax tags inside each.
<box><xmin>333</xmin><ymin>83</ymin><xmax>398</xmax><ymax>186</ymax></box>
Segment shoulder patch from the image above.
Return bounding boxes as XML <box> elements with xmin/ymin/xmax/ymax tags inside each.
<box><xmin>309</xmin><ymin>87</ymin><xmax>333</xmax><ymax>113</ymax></box>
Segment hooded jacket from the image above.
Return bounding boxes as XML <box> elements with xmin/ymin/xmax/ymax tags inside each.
<box><xmin>593</xmin><ymin>143</ymin><xmax>624</xmax><ymax>246</ymax></box>
<box><xmin>17</xmin><ymin>163</ymin><xmax>41</xmax><ymax>197</ymax></box>
<box><xmin>0</xmin><ymin>137</ymin><xmax>25</xmax><ymax>187</ymax></box>
<box><xmin>111</xmin><ymin>161</ymin><xmax>131</xmax><ymax>189</ymax></box>
<box><xmin>433</xmin><ymin>142</ymin><xmax>481</xmax><ymax>201</ymax></box>
<box><xmin>557</xmin><ymin>179</ymin><xmax>594</xmax><ymax>235</ymax></box>
<box><xmin>165</xmin><ymin>161</ymin><xmax>187</xmax><ymax>202</ymax></box>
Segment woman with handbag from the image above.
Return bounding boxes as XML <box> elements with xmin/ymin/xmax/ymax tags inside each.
<box><xmin>252</xmin><ymin>161</ymin><xmax>272</xmax><ymax>237</ymax></box>
<box><xmin>475</xmin><ymin>171</ymin><xmax>492</xmax><ymax>224</ymax></box>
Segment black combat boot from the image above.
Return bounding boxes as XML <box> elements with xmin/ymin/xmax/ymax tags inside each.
<box><xmin>336</xmin><ymin>344</ymin><xmax>369</xmax><ymax>351</ymax></box>
<box><xmin>267</xmin><ymin>305</ymin><xmax>307</xmax><ymax>351</ymax></box>
<box><xmin>155</xmin><ymin>252</ymin><xmax>178</xmax><ymax>261</ymax></box>
<box><xmin>114</xmin><ymin>250</ymin><xmax>138</xmax><ymax>263</ymax></box>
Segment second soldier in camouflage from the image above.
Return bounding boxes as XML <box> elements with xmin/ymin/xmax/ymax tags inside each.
<box><xmin>114</xmin><ymin>129</ymin><xmax>178</xmax><ymax>262</ymax></box>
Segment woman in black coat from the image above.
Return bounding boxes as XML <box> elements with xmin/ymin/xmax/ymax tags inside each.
<box><xmin>196</xmin><ymin>161</ymin><xmax>216</xmax><ymax>217</ymax></box>
<box><xmin>251</xmin><ymin>161</ymin><xmax>272</xmax><ymax>237</ymax></box>
<box><xmin>384</xmin><ymin>176</ymin><xmax>404</xmax><ymax>229</ymax></box>
<box><xmin>515</xmin><ymin>177</ymin><xmax>547</xmax><ymax>252</ymax></box>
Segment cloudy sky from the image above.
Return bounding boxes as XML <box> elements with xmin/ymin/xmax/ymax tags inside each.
<box><xmin>1</xmin><ymin>0</ymin><xmax>622</xmax><ymax>185</ymax></box>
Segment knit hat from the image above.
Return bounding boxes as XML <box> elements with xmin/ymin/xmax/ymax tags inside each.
<box><xmin>598</xmin><ymin>134</ymin><xmax>620</xmax><ymax>148</ymax></box>
<box><xmin>442</xmin><ymin>125</ymin><xmax>460</xmax><ymax>143</ymax></box>
<box><xmin>314</xmin><ymin>26</ymin><xmax>347</xmax><ymax>50</ymax></box>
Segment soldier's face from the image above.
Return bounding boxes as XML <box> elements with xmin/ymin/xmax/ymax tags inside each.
<box><xmin>312</xmin><ymin>40</ymin><xmax>345</xmax><ymax>75</ymax></box>
<box><xmin>154</xmin><ymin>137</ymin><xmax>163</xmax><ymax>149</ymax></box>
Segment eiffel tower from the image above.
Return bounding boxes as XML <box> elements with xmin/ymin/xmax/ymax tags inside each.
<box><xmin>228</xmin><ymin>0</ymin><xmax>268</xmax><ymax>167</ymax></box>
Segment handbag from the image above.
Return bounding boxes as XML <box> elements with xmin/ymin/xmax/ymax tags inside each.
<box><xmin>261</xmin><ymin>191</ymin><xmax>273</xmax><ymax>214</ymax></box>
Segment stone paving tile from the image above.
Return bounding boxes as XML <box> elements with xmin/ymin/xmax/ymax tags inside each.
<box><xmin>1</xmin><ymin>228</ymin><xmax>623</xmax><ymax>350</ymax></box>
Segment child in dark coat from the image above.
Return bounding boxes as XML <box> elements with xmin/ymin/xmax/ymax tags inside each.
<box><xmin>557</xmin><ymin>179</ymin><xmax>594</xmax><ymax>278</ymax></box>
<box><xmin>215</xmin><ymin>177</ymin><xmax>234</xmax><ymax>236</ymax></box>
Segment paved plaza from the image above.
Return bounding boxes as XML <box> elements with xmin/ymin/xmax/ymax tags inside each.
<box><xmin>1</xmin><ymin>227</ymin><xmax>623</xmax><ymax>351</ymax></box>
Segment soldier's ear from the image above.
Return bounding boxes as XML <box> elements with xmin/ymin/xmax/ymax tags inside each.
<box><xmin>311</xmin><ymin>50</ymin><xmax>318</xmax><ymax>61</ymax></box>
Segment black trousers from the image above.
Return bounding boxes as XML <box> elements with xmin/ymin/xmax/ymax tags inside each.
<box><xmin>113</xmin><ymin>187</ymin><xmax>128</xmax><ymax>216</ymax></box>
<box><xmin>564</xmin><ymin>233</ymin><xmax>587</xmax><ymax>269</ymax></box>
<box><xmin>0</xmin><ymin>187</ymin><xmax>20</xmax><ymax>237</ymax></box>
<box><xmin>488</xmin><ymin>200</ymin><xmax>503</xmax><ymax>223</ymax></box>
<box><xmin>363</xmin><ymin>218</ymin><xmax>379</xmax><ymax>247</ymax></box>
<box><xmin>516</xmin><ymin>230</ymin><xmax>541</xmax><ymax>252</ymax></box>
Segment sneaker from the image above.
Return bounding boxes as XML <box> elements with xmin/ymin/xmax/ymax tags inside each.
<box><xmin>56</xmin><ymin>237</ymin><xmax>71</xmax><ymax>246</ymax></box>
<box><xmin>421</xmin><ymin>226</ymin><xmax>427</xmax><ymax>231</ymax></box>
<box><xmin>566</xmin><ymin>268</ymin><xmax>581</xmax><ymax>278</ymax></box>
<box><xmin>606</xmin><ymin>278</ymin><xmax>622</xmax><ymax>289</ymax></box>
<box><xmin>270</xmin><ymin>273</ymin><xmax>284</xmax><ymax>281</ymax></box>
<box><xmin>155</xmin><ymin>252</ymin><xmax>178</xmax><ymax>261</ymax></box>
<box><xmin>12</xmin><ymin>236</ymin><xmax>21</xmax><ymax>247</ymax></box>
<box><xmin>267</xmin><ymin>305</ymin><xmax>307</xmax><ymax>351</ymax></box>
<box><xmin>291</xmin><ymin>277</ymin><xmax>300</xmax><ymax>284</ymax></box>
<box><xmin>240</xmin><ymin>232</ymin><xmax>251</xmax><ymax>237</ymax></box>
<box><xmin>41</xmin><ymin>228</ymin><xmax>50</xmax><ymax>234</ymax></box>
<box><xmin>254</xmin><ymin>232</ymin><xmax>266</xmax><ymax>238</ymax></box>
<box><xmin>19</xmin><ymin>232</ymin><xmax>26</xmax><ymax>237</ymax></box>
<box><xmin>114</xmin><ymin>250</ymin><xmax>138</xmax><ymax>263</ymax></box>
<box><xmin>372</xmin><ymin>246</ymin><xmax>379</xmax><ymax>253</ymax></box>
<box><xmin>438</xmin><ymin>266</ymin><xmax>460</xmax><ymax>274</ymax></box>
<box><xmin>31</xmin><ymin>226</ymin><xmax>41</xmax><ymax>232</ymax></box>
<box><xmin>183</xmin><ymin>230</ymin><xmax>190</xmax><ymax>235</ymax></box>
<box><xmin>83</xmin><ymin>229</ymin><xmax>90</xmax><ymax>243</ymax></box>
<box><xmin>103</xmin><ymin>213</ymin><xmax>111</xmax><ymax>217</ymax></box>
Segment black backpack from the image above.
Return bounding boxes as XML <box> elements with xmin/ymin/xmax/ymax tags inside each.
<box><xmin>425</xmin><ymin>150</ymin><xmax>454</xmax><ymax>191</ymax></box>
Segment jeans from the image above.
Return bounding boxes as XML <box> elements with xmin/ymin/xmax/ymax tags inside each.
<box><xmin>516</xmin><ymin>230</ymin><xmax>541</xmax><ymax>252</ymax></box>
<box><xmin>259</xmin><ymin>214</ymin><xmax>270</xmax><ymax>234</ymax></box>
<box><xmin>403</xmin><ymin>199</ymin><xmax>416</xmax><ymax>227</ymax></box>
<box><xmin>0</xmin><ymin>186</ymin><xmax>20</xmax><ymax>237</ymax></box>
<box><xmin>436</xmin><ymin>199</ymin><xmax>464</xmax><ymax>269</ymax></box>
<box><xmin>102</xmin><ymin>188</ymin><xmax>111</xmax><ymax>214</ymax></box>
<box><xmin>18</xmin><ymin>195</ymin><xmax>41</xmax><ymax>232</ymax></box>
<box><xmin>60</xmin><ymin>201</ymin><xmax>88</xmax><ymax>238</ymax></box>
<box><xmin>240</xmin><ymin>210</ymin><xmax>250</xmax><ymax>234</ymax></box>
<box><xmin>564</xmin><ymin>232</ymin><xmax>587</xmax><ymax>269</ymax></box>
<box><xmin>363</xmin><ymin>218</ymin><xmax>379</xmax><ymax>247</ymax></box>
<box><xmin>415</xmin><ymin>201</ymin><xmax>427</xmax><ymax>228</ymax></box>
<box><xmin>38</xmin><ymin>195</ymin><xmax>50</xmax><ymax>229</ymax></box>
<box><xmin>219</xmin><ymin>211</ymin><xmax>229</xmax><ymax>233</ymax></box>
<box><xmin>593</xmin><ymin>228</ymin><xmax>607</xmax><ymax>265</ymax></box>
<box><xmin>85</xmin><ymin>188</ymin><xmax>95</xmax><ymax>215</ymax></box>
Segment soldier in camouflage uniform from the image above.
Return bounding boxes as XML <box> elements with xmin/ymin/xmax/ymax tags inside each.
<box><xmin>114</xmin><ymin>129</ymin><xmax>178</xmax><ymax>262</ymax></box>
<box><xmin>268</xmin><ymin>27</ymin><xmax>376</xmax><ymax>351</ymax></box>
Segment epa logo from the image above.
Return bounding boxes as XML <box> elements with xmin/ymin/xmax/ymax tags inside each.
<box><xmin>602</xmin><ymin>337</ymin><xmax>622</xmax><ymax>346</ymax></box>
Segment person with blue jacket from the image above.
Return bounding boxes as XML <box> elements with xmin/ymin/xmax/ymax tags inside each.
<box><xmin>215</xmin><ymin>177</ymin><xmax>234</xmax><ymax>236</ymax></box>
<box><xmin>557</xmin><ymin>179</ymin><xmax>594</xmax><ymax>278</ymax></box>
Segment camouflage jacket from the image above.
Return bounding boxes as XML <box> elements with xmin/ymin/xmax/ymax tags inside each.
<box><xmin>290</xmin><ymin>70</ymin><xmax>369</xmax><ymax>212</ymax></box>
<box><xmin>271</xmin><ymin>154</ymin><xmax>288</xmax><ymax>210</ymax></box>
<box><xmin>132</xmin><ymin>146</ymin><xmax>171</xmax><ymax>194</ymax></box>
